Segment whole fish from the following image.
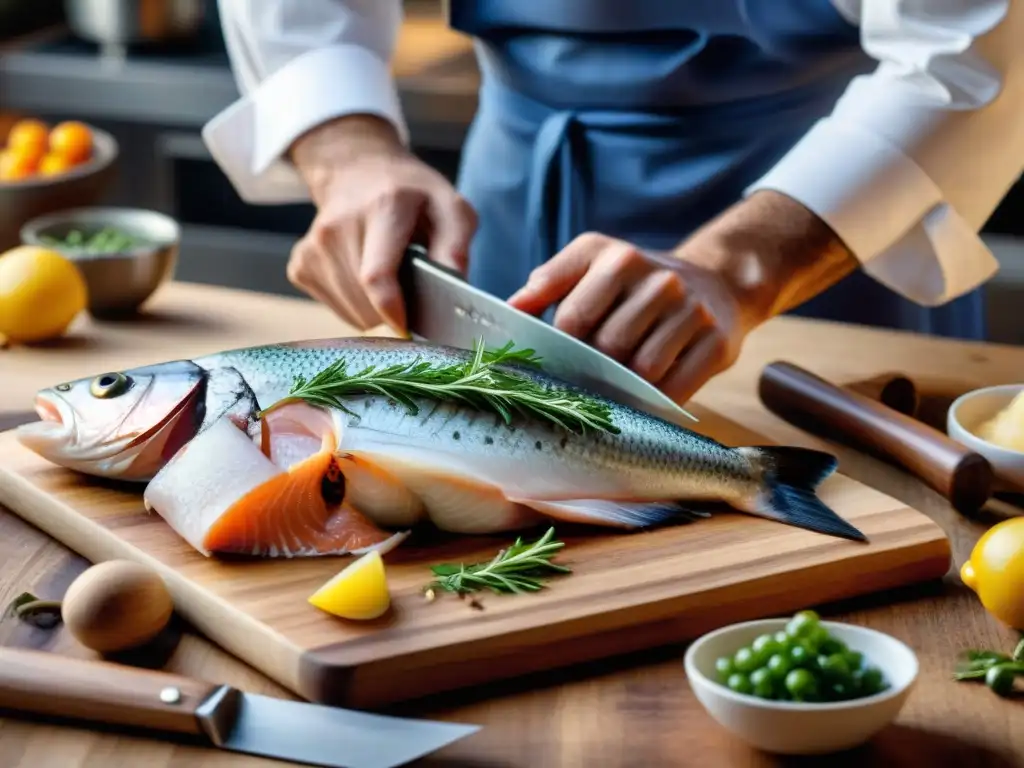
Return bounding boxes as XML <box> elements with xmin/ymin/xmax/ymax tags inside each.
<box><xmin>16</xmin><ymin>338</ymin><xmax>866</xmax><ymax>557</ymax></box>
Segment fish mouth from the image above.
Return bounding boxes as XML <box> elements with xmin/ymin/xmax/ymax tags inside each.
<box><xmin>17</xmin><ymin>390</ymin><xmax>138</xmax><ymax>469</ymax></box>
<box><xmin>16</xmin><ymin>392</ymin><xmax>77</xmax><ymax>455</ymax></box>
<box><xmin>35</xmin><ymin>394</ymin><xmax>64</xmax><ymax>424</ymax></box>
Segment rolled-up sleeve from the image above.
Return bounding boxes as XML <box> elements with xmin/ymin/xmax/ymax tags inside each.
<box><xmin>203</xmin><ymin>0</ymin><xmax>406</xmax><ymax>204</ymax></box>
<box><xmin>747</xmin><ymin>0</ymin><xmax>1024</xmax><ymax>307</ymax></box>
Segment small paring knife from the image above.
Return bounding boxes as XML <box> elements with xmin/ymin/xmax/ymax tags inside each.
<box><xmin>0</xmin><ymin>647</ymin><xmax>479</xmax><ymax>768</ymax></box>
<box><xmin>397</xmin><ymin>245</ymin><xmax>698</xmax><ymax>426</ymax></box>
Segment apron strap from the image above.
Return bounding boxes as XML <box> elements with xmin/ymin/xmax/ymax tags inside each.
<box><xmin>525</xmin><ymin>111</ymin><xmax>589</xmax><ymax>276</ymax></box>
<box><xmin>479</xmin><ymin>74</ymin><xmax>687</xmax><ymax>295</ymax></box>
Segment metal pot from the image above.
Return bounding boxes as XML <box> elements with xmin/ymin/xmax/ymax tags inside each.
<box><xmin>64</xmin><ymin>0</ymin><xmax>205</xmax><ymax>47</ymax></box>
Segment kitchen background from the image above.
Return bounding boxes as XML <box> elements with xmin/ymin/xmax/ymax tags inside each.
<box><xmin>4</xmin><ymin>0</ymin><xmax>1024</xmax><ymax>343</ymax></box>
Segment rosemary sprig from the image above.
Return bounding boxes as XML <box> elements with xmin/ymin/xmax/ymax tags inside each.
<box><xmin>267</xmin><ymin>340</ymin><xmax>620</xmax><ymax>435</ymax></box>
<box><xmin>427</xmin><ymin>527</ymin><xmax>571</xmax><ymax>595</ymax></box>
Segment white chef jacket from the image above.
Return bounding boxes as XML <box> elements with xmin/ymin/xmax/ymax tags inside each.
<box><xmin>203</xmin><ymin>0</ymin><xmax>1024</xmax><ymax>308</ymax></box>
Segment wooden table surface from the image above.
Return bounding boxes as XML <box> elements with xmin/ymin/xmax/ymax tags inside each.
<box><xmin>3</xmin><ymin>282</ymin><xmax>1024</xmax><ymax>767</ymax></box>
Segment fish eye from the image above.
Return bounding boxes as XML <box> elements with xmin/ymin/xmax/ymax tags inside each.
<box><xmin>89</xmin><ymin>372</ymin><xmax>132</xmax><ymax>399</ymax></box>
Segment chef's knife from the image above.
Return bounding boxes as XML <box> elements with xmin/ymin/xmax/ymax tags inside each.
<box><xmin>0</xmin><ymin>647</ymin><xmax>478</xmax><ymax>768</ymax></box>
<box><xmin>397</xmin><ymin>245</ymin><xmax>697</xmax><ymax>426</ymax></box>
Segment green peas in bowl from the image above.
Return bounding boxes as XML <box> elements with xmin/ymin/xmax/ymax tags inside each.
<box><xmin>713</xmin><ymin>611</ymin><xmax>890</xmax><ymax>703</ymax></box>
<box><xmin>684</xmin><ymin>612</ymin><xmax>918</xmax><ymax>755</ymax></box>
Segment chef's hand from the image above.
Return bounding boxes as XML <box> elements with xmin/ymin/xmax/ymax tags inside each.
<box><xmin>508</xmin><ymin>190</ymin><xmax>858</xmax><ymax>404</ymax></box>
<box><xmin>508</xmin><ymin>239</ymin><xmax>747</xmax><ymax>404</ymax></box>
<box><xmin>287</xmin><ymin>115</ymin><xmax>477</xmax><ymax>332</ymax></box>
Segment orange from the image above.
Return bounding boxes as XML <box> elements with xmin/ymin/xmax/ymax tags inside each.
<box><xmin>10</xmin><ymin>140</ymin><xmax>45</xmax><ymax>169</ymax></box>
<box><xmin>37</xmin><ymin>152</ymin><xmax>73</xmax><ymax>177</ymax></box>
<box><xmin>0</xmin><ymin>148</ymin><xmax>39</xmax><ymax>182</ymax></box>
<box><xmin>6</xmin><ymin>118</ymin><xmax>49</xmax><ymax>156</ymax></box>
<box><xmin>48</xmin><ymin>121</ymin><xmax>94</xmax><ymax>165</ymax></box>
<box><xmin>0</xmin><ymin>245</ymin><xmax>88</xmax><ymax>343</ymax></box>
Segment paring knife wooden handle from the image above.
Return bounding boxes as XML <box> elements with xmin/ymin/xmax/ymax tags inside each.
<box><xmin>758</xmin><ymin>361</ymin><xmax>993</xmax><ymax>515</ymax></box>
<box><xmin>0</xmin><ymin>647</ymin><xmax>236</xmax><ymax>742</ymax></box>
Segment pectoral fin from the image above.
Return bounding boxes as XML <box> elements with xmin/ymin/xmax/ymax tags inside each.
<box><xmin>511</xmin><ymin>498</ymin><xmax>711</xmax><ymax>529</ymax></box>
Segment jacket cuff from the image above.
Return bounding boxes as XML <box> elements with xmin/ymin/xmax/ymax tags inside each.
<box><xmin>202</xmin><ymin>43</ymin><xmax>407</xmax><ymax>204</ymax></box>
<box><xmin>746</xmin><ymin>117</ymin><xmax>999</xmax><ymax>306</ymax></box>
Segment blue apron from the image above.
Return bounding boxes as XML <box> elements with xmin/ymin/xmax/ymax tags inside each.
<box><xmin>447</xmin><ymin>0</ymin><xmax>986</xmax><ymax>340</ymax></box>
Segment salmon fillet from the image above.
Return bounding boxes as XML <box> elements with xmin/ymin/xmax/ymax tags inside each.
<box><xmin>143</xmin><ymin>416</ymin><xmax>407</xmax><ymax>558</ymax></box>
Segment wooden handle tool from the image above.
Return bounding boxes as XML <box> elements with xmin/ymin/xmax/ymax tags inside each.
<box><xmin>758</xmin><ymin>361</ymin><xmax>993</xmax><ymax>515</ymax></box>
<box><xmin>0</xmin><ymin>647</ymin><xmax>479</xmax><ymax>767</ymax></box>
<box><xmin>0</xmin><ymin>646</ymin><xmax>226</xmax><ymax>737</ymax></box>
<box><xmin>844</xmin><ymin>372</ymin><xmax>919</xmax><ymax>417</ymax></box>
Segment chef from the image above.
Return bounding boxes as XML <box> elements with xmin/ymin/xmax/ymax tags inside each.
<box><xmin>204</xmin><ymin>0</ymin><xmax>1024</xmax><ymax>405</ymax></box>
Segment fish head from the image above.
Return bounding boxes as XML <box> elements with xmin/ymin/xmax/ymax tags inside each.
<box><xmin>17</xmin><ymin>360</ymin><xmax>207</xmax><ymax>481</ymax></box>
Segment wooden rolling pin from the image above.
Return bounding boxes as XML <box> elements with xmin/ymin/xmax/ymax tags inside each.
<box><xmin>844</xmin><ymin>372</ymin><xmax>919</xmax><ymax>417</ymax></box>
<box><xmin>758</xmin><ymin>361</ymin><xmax>993</xmax><ymax>516</ymax></box>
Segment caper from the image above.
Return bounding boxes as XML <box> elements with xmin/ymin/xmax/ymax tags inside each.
<box><xmin>727</xmin><ymin>673</ymin><xmax>753</xmax><ymax>695</ymax></box>
<box><xmin>733</xmin><ymin>646</ymin><xmax>759</xmax><ymax>674</ymax></box>
<box><xmin>766</xmin><ymin>653</ymin><xmax>792</xmax><ymax>681</ymax></box>
<box><xmin>785</xmin><ymin>668</ymin><xmax>818</xmax><ymax>701</ymax></box>
<box><xmin>715</xmin><ymin>656</ymin><xmax>734</xmax><ymax>681</ymax></box>
<box><xmin>986</xmin><ymin>664</ymin><xmax>1016</xmax><ymax>697</ymax></box>
<box><xmin>749</xmin><ymin>667</ymin><xmax>775</xmax><ymax>699</ymax></box>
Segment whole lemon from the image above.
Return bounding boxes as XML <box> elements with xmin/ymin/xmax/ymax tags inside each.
<box><xmin>0</xmin><ymin>245</ymin><xmax>87</xmax><ymax>343</ymax></box>
<box><xmin>961</xmin><ymin>517</ymin><xmax>1024</xmax><ymax>629</ymax></box>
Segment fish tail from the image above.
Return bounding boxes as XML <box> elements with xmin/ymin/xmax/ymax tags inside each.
<box><xmin>739</xmin><ymin>446</ymin><xmax>868</xmax><ymax>543</ymax></box>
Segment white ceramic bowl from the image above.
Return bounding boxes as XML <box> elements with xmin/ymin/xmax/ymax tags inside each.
<box><xmin>684</xmin><ymin>618</ymin><xmax>918</xmax><ymax>755</ymax></box>
<box><xmin>947</xmin><ymin>384</ymin><xmax>1024</xmax><ymax>491</ymax></box>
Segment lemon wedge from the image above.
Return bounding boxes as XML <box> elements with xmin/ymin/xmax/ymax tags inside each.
<box><xmin>308</xmin><ymin>550</ymin><xmax>390</xmax><ymax>620</ymax></box>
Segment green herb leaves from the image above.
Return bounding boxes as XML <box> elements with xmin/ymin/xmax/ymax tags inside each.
<box><xmin>953</xmin><ymin>637</ymin><xmax>1024</xmax><ymax>696</ymax></box>
<box><xmin>427</xmin><ymin>527</ymin><xmax>571</xmax><ymax>596</ymax></box>
<box><xmin>275</xmin><ymin>340</ymin><xmax>620</xmax><ymax>435</ymax></box>
<box><xmin>3</xmin><ymin>592</ymin><xmax>62</xmax><ymax>630</ymax></box>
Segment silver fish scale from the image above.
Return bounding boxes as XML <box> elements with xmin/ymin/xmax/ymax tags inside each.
<box><xmin>193</xmin><ymin>340</ymin><xmax>756</xmax><ymax>490</ymax></box>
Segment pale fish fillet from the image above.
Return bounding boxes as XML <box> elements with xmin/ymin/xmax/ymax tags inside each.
<box><xmin>240</xmin><ymin>400</ymin><xmax>714</xmax><ymax>536</ymax></box>
<box><xmin>143</xmin><ymin>416</ymin><xmax>408</xmax><ymax>558</ymax></box>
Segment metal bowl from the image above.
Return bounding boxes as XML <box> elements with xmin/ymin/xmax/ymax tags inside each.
<box><xmin>0</xmin><ymin>126</ymin><xmax>119</xmax><ymax>253</ymax></box>
<box><xmin>20</xmin><ymin>206</ymin><xmax>180</xmax><ymax>319</ymax></box>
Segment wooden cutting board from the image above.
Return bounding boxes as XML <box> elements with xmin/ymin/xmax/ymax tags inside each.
<box><xmin>0</xmin><ymin>404</ymin><xmax>950</xmax><ymax>709</ymax></box>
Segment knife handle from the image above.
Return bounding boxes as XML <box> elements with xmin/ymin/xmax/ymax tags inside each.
<box><xmin>0</xmin><ymin>647</ymin><xmax>224</xmax><ymax>737</ymax></box>
<box><xmin>403</xmin><ymin>244</ymin><xmax>466</xmax><ymax>281</ymax></box>
<box><xmin>758</xmin><ymin>361</ymin><xmax>993</xmax><ymax>515</ymax></box>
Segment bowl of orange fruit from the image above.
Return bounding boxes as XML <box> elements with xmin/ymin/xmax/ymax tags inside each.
<box><xmin>0</xmin><ymin>117</ymin><xmax>118</xmax><ymax>252</ymax></box>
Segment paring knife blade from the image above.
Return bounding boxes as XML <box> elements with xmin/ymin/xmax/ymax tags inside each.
<box><xmin>397</xmin><ymin>245</ymin><xmax>697</xmax><ymax>426</ymax></box>
<box><xmin>0</xmin><ymin>647</ymin><xmax>478</xmax><ymax>768</ymax></box>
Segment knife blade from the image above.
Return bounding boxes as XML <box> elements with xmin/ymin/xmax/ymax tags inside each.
<box><xmin>397</xmin><ymin>245</ymin><xmax>697</xmax><ymax>426</ymax></box>
<box><xmin>0</xmin><ymin>647</ymin><xmax>478</xmax><ymax>768</ymax></box>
